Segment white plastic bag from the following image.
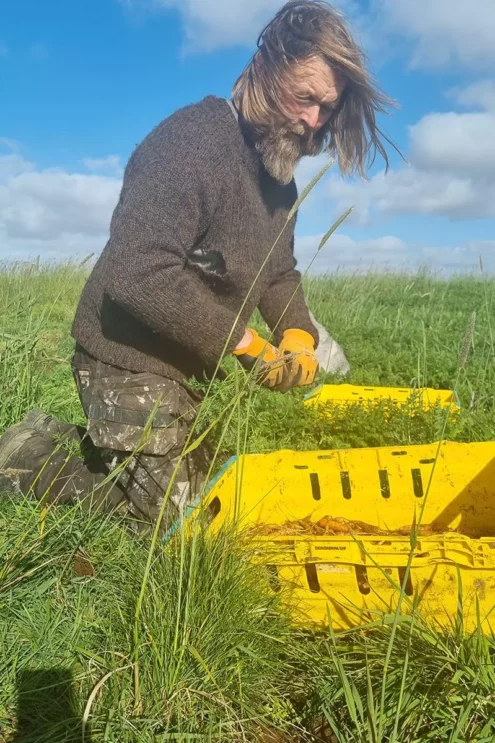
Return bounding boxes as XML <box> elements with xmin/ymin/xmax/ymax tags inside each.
<box><xmin>309</xmin><ymin>310</ymin><xmax>350</xmax><ymax>376</ymax></box>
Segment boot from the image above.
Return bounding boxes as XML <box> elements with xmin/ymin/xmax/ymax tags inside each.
<box><xmin>21</xmin><ymin>409</ymin><xmax>82</xmax><ymax>442</ymax></box>
<box><xmin>0</xmin><ymin>421</ymin><xmax>128</xmax><ymax>515</ymax></box>
<box><xmin>0</xmin><ymin>423</ymin><xmax>39</xmax><ymax>494</ymax></box>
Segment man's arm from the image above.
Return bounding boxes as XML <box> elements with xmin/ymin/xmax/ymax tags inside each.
<box><xmin>257</xmin><ymin>238</ymin><xmax>319</xmax><ymax>348</ymax></box>
<box><xmin>105</xmin><ymin>125</ymin><xmax>245</xmax><ymax>368</ymax></box>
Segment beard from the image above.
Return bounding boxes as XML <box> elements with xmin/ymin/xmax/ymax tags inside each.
<box><xmin>255</xmin><ymin>121</ymin><xmax>330</xmax><ymax>185</ymax></box>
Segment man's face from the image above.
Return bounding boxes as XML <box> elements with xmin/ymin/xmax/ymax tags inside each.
<box><xmin>285</xmin><ymin>56</ymin><xmax>345</xmax><ymax>133</ymax></box>
<box><xmin>256</xmin><ymin>57</ymin><xmax>345</xmax><ymax>185</ymax></box>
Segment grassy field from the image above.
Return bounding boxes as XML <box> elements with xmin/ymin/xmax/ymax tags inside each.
<box><xmin>1</xmin><ymin>260</ymin><xmax>495</xmax><ymax>742</ymax></box>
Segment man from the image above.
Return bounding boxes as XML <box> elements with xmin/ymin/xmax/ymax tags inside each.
<box><xmin>0</xmin><ymin>0</ymin><xmax>396</xmax><ymax>534</ymax></box>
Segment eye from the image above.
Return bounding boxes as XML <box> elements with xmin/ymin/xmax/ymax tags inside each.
<box><xmin>320</xmin><ymin>102</ymin><xmax>337</xmax><ymax>114</ymax></box>
<box><xmin>295</xmin><ymin>94</ymin><xmax>320</xmax><ymax>107</ymax></box>
<box><xmin>294</xmin><ymin>93</ymin><xmax>337</xmax><ymax>114</ymax></box>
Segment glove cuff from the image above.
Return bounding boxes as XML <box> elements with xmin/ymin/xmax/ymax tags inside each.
<box><xmin>233</xmin><ymin>329</ymin><xmax>265</xmax><ymax>357</ymax></box>
<box><xmin>282</xmin><ymin>328</ymin><xmax>316</xmax><ymax>350</ymax></box>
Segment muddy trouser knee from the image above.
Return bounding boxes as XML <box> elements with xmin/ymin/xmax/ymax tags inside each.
<box><xmin>69</xmin><ymin>346</ymin><xmax>208</xmax><ymax>533</ymax></box>
<box><xmin>106</xmin><ymin>443</ymin><xmax>206</xmax><ymax>532</ymax></box>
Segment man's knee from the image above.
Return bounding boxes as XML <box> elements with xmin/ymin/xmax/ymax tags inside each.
<box><xmin>72</xmin><ymin>349</ymin><xmax>198</xmax><ymax>457</ymax></box>
<box><xmin>70</xmin><ymin>349</ymin><xmax>206</xmax><ymax>527</ymax></box>
<box><xmin>124</xmin><ymin>445</ymin><xmax>207</xmax><ymax>525</ymax></box>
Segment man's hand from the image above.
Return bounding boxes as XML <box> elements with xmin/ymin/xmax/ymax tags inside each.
<box><xmin>233</xmin><ymin>329</ymin><xmax>287</xmax><ymax>389</ymax></box>
<box><xmin>278</xmin><ymin>328</ymin><xmax>319</xmax><ymax>389</ymax></box>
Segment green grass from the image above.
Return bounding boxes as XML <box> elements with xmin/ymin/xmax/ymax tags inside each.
<box><xmin>1</xmin><ymin>260</ymin><xmax>495</xmax><ymax>742</ymax></box>
<box><xmin>197</xmin><ymin>269</ymin><xmax>495</xmax><ymax>459</ymax></box>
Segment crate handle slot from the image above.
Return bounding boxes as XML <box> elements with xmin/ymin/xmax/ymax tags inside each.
<box><xmin>266</xmin><ymin>564</ymin><xmax>281</xmax><ymax>593</ymax></box>
<box><xmin>340</xmin><ymin>471</ymin><xmax>352</xmax><ymax>500</ymax></box>
<box><xmin>305</xmin><ymin>563</ymin><xmax>320</xmax><ymax>593</ymax></box>
<box><xmin>207</xmin><ymin>497</ymin><xmax>221</xmax><ymax>524</ymax></box>
<box><xmin>379</xmin><ymin>470</ymin><xmax>391</xmax><ymax>499</ymax></box>
<box><xmin>355</xmin><ymin>565</ymin><xmax>371</xmax><ymax>595</ymax></box>
<box><xmin>310</xmin><ymin>473</ymin><xmax>321</xmax><ymax>501</ymax></box>
<box><xmin>411</xmin><ymin>469</ymin><xmax>424</xmax><ymax>498</ymax></box>
<box><xmin>398</xmin><ymin>567</ymin><xmax>414</xmax><ymax>596</ymax></box>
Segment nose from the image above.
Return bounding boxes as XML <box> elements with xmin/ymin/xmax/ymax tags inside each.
<box><xmin>298</xmin><ymin>104</ymin><xmax>321</xmax><ymax>131</ymax></box>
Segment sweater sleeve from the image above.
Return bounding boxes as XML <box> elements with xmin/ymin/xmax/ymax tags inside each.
<box><xmin>105</xmin><ymin>122</ymin><xmax>245</xmax><ymax>367</ymax></box>
<box><xmin>257</xmin><ymin>236</ymin><xmax>319</xmax><ymax>348</ymax></box>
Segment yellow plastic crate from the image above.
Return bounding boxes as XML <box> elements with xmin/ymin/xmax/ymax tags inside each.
<box><xmin>304</xmin><ymin>383</ymin><xmax>460</xmax><ymax>413</ymax></box>
<box><xmin>188</xmin><ymin>441</ymin><xmax>495</xmax><ymax>634</ymax></box>
<box><xmin>250</xmin><ymin>534</ymin><xmax>495</xmax><ymax>634</ymax></box>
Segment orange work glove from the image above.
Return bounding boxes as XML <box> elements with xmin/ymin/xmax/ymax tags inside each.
<box><xmin>233</xmin><ymin>329</ymin><xmax>287</xmax><ymax>389</ymax></box>
<box><xmin>278</xmin><ymin>328</ymin><xmax>319</xmax><ymax>389</ymax></box>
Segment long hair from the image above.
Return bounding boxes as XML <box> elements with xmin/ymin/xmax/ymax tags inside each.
<box><xmin>232</xmin><ymin>0</ymin><xmax>401</xmax><ymax>178</ymax></box>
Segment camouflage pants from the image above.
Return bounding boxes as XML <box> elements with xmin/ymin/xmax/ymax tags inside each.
<box><xmin>70</xmin><ymin>346</ymin><xmax>208</xmax><ymax>533</ymax></box>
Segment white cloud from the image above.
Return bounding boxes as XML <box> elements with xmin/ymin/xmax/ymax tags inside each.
<box><xmin>323</xmin><ymin>90</ymin><xmax>495</xmax><ymax>223</ymax></box>
<box><xmin>420</xmin><ymin>241</ymin><xmax>495</xmax><ymax>274</ymax></box>
<box><xmin>409</xmin><ymin>112</ymin><xmax>495</xmax><ymax>175</ymax></box>
<box><xmin>2</xmin><ymin>145</ymin><xmax>493</xmax><ymax>276</ymax></box>
<box><xmin>120</xmin><ymin>0</ymin><xmax>494</xmax><ymax>70</ymax></box>
<box><xmin>83</xmin><ymin>155</ymin><xmax>124</xmax><ymax>176</ymax></box>
<box><xmin>0</xmin><ymin>154</ymin><xmax>34</xmax><ymax>182</ymax></box>
<box><xmin>122</xmin><ymin>0</ymin><xmax>495</xmax><ymax>66</ymax></box>
<box><xmin>379</xmin><ymin>0</ymin><xmax>495</xmax><ymax>71</ymax></box>
<box><xmin>162</xmin><ymin>0</ymin><xmax>283</xmax><ymax>51</ymax></box>
<box><xmin>295</xmin><ymin>153</ymin><xmax>334</xmax><ymax>190</ymax></box>
<box><xmin>294</xmin><ymin>153</ymin><xmax>336</xmax><ymax>214</ymax></box>
<box><xmin>328</xmin><ymin>168</ymin><xmax>495</xmax><ymax>223</ymax></box>
<box><xmin>296</xmin><ymin>233</ymin><xmax>408</xmax><ymax>273</ymax></box>
<box><xmin>0</xmin><ymin>233</ymin><xmax>106</xmax><ymax>263</ymax></box>
<box><xmin>295</xmin><ymin>233</ymin><xmax>495</xmax><ymax>275</ymax></box>
<box><xmin>121</xmin><ymin>0</ymin><xmax>354</xmax><ymax>52</ymax></box>
<box><xmin>449</xmin><ymin>80</ymin><xmax>495</xmax><ymax>113</ymax></box>
<box><xmin>1</xmin><ymin>171</ymin><xmax>121</xmax><ymax>240</ymax></box>
<box><xmin>119</xmin><ymin>0</ymin><xmax>281</xmax><ymax>51</ymax></box>
<box><xmin>0</xmin><ymin>142</ymin><xmax>32</xmax><ymax>183</ymax></box>
<box><xmin>0</xmin><ymin>150</ymin><xmax>121</xmax><ymax>256</ymax></box>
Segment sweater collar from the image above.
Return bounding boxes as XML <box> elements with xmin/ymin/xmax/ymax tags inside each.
<box><xmin>222</xmin><ymin>98</ymin><xmax>264</xmax><ymax>181</ymax></box>
<box><xmin>226</xmin><ymin>98</ymin><xmax>238</xmax><ymax>122</ymax></box>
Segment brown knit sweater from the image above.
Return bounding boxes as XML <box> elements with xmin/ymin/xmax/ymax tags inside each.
<box><xmin>71</xmin><ymin>95</ymin><xmax>318</xmax><ymax>384</ymax></box>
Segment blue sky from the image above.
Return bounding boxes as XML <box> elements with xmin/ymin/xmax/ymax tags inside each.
<box><xmin>1</xmin><ymin>0</ymin><xmax>494</xmax><ymax>274</ymax></box>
